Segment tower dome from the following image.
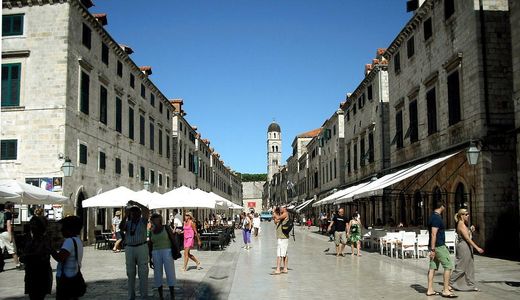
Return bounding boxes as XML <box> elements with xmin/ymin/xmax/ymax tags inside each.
<box><xmin>268</xmin><ymin>122</ymin><xmax>281</xmax><ymax>132</ymax></box>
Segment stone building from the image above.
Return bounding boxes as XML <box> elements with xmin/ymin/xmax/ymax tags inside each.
<box><xmin>171</xmin><ymin>99</ymin><xmax>197</xmax><ymax>189</ymax></box>
<box><xmin>1</xmin><ymin>0</ymin><xmax>174</xmax><ymax>240</ymax></box>
<box><xmin>380</xmin><ymin>0</ymin><xmax>517</xmax><ymax>255</ymax></box>
<box><xmin>510</xmin><ymin>0</ymin><xmax>520</xmax><ymax>247</ymax></box>
<box><xmin>242</xmin><ymin>181</ymin><xmax>264</xmax><ymax>213</ymax></box>
<box><xmin>319</xmin><ymin>109</ymin><xmax>345</xmax><ymax>196</ymax></box>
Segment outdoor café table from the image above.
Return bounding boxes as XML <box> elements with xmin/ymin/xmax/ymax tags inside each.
<box><xmin>200</xmin><ymin>232</ymin><xmax>221</xmax><ymax>251</ymax></box>
<box><xmin>102</xmin><ymin>232</ymin><xmax>117</xmax><ymax>250</ymax></box>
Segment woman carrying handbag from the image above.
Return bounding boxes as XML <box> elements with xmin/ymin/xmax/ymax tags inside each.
<box><xmin>52</xmin><ymin>216</ymin><xmax>86</xmax><ymax>300</ymax></box>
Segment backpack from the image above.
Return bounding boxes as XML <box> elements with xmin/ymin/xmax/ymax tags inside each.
<box><xmin>0</xmin><ymin>211</ymin><xmax>4</xmax><ymax>231</ymax></box>
<box><xmin>281</xmin><ymin>217</ymin><xmax>294</xmax><ymax>236</ymax></box>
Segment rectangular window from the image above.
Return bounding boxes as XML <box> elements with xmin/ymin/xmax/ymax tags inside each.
<box><xmin>0</xmin><ymin>139</ymin><xmax>17</xmax><ymax>160</ymax></box>
<box><xmin>149</xmin><ymin>121</ymin><xmax>155</xmax><ymax>151</ymax></box>
<box><xmin>99</xmin><ymin>151</ymin><xmax>106</xmax><ymax>170</ymax></box>
<box><xmin>367</xmin><ymin>85</ymin><xmax>373</xmax><ymax>101</ymax></box>
<box><xmin>141</xmin><ymin>84</ymin><xmax>146</xmax><ymax>99</ymax></box>
<box><xmin>2</xmin><ymin>14</ymin><xmax>23</xmax><ymax>36</ymax></box>
<box><xmin>424</xmin><ymin>17</ymin><xmax>432</xmax><ymax>41</ymax></box>
<box><xmin>117</xmin><ymin>61</ymin><xmax>123</xmax><ymax>77</ymax></box>
<box><xmin>426</xmin><ymin>87</ymin><xmax>438</xmax><ymax>134</ymax></box>
<box><xmin>158</xmin><ymin>129</ymin><xmax>163</xmax><ymax>156</ymax></box>
<box><xmin>158</xmin><ymin>173</ymin><xmax>163</xmax><ymax>186</ymax></box>
<box><xmin>128</xmin><ymin>107</ymin><xmax>135</xmax><ymax>140</ymax></box>
<box><xmin>150</xmin><ymin>170</ymin><xmax>155</xmax><ymax>185</ymax></box>
<box><xmin>130</xmin><ymin>74</ymin><xmax>135</xmax><ymax>89</ymax></box>
<box><xmin>409</xmin><ymin>100</ymin><xmax>418</xmax><ymax>143</ymax></box>
<box><xmin>444</xmin><ymin>0</ymin><xmax>455</xmax><ymax>20</ymax></box>
<box><xmin>115</xmin><ymin>97</ymin><xmax>122</xmax><ymax>133</ymax></box>
<box><xmin>99</xmin><ymin>86</ymin><xmax>107</xmax><ymax>125</ymax></box>
<box><xmin>396</xmin><ymin>111</ymin><xmax>404</xmax><ymax>149</ymax></box>
<box><xmin>360</xmin><ymin>137</ymin><xmax>366</xmax><ymax>167</ymax></box>
<box><xmin>101</xmin><ymin>43</ymin><xmax>109</xmax><ymax>65</ymax></box>
<box><xmin>140</xmin><ymin>166</ymin><xmax>145</xmax><ymax>181</ymax></box>
<box><xmin>407</xmin><ymin>36</ymin><xmax>415</xmax><ymax>58</ymax></box>
<box><xmin>80</xmin><ymin>71</ymin><xmax>90</xmax><ymax>114</ymax></box>
<box><xmin>347</xmin><ymin>147</ymin><xmax>351</xmax><ymax>173</ymax></box>
<box><xmin>447</xmin><ymin>70</ymin><xmax>461</xmax><ymax>125</ymax></box>
<box><xmin>82</xmin><ymin>23</ymin><xmax>91</xmax><ymax>49</ymax></box>
<box><xmin>79</xmin><ymin>144</ymin><xmax>87</xmax><ymax>164</ymax></box>
<box><xmin>128</xmin><ymin>163</ymin><xmax>134</xmax><ymax>178</ymax></box>
<box><xmin>353</xmin><ymin>103</ymin><xmax>357</xmax><ymax>115</ymax></box>
<box><xmin>166</xmin><ymin>175</ymin><xmax>170</xmax><ymax>188</ymax></box>
<box><xmin>368</xmin><ymin>132</ymin><xmax>374</xmax><ymax>163</ymax></box>
<box><xmin>353</xmin><ymin>143</ymin><xmax>358</xmax><ymax>171</ymax></box>
<box><xmin>334</xmin><ymin>157</ymin><xmax>337</xmax><ymax>178</ymax></box>
<box><xmin>159</xmin><ymin>102</ymin><xmax>163</xmax><ymax>113</ymax></box>
<box><xmin>150</xmin><ymin>94</ymin><xmax>155</xmax><ymax>107</ymax></box>
<box><xmin>1</xmin><ymin>63</ymin><xmax>21</xmax><ymax>107</ymax></box>
<box><xmin>394</xmin><ymin>52</ymin><xmax>401</xmax><ymax>74</ymax></box>
<box><xmin>115</xmin><ymin>158</ymin><xmax>121</xmax><ymax>174</ymax></box>
<box><xmin>139</xmin><ymin>115</ymin><xmax>145</xmax><ymax>145</ymax></box>
<box><xmin>166</xmin><ymin>135</ymin><xmax>170</xmax><ymax>159</ymax></box>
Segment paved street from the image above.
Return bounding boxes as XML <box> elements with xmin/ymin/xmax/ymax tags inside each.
<box><xmin>1</xmin><ymin>222</ymin><xmax>520</xmax><ymax>299</ymax></box>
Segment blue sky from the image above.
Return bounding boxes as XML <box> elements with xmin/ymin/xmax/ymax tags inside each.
<box><xmin>92</xmin><ymin>0</ymin><xmax>410</xmax><ymax>174</ymax></box>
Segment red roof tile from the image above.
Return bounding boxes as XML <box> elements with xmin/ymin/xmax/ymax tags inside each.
<box><xmin>297</xmin><ymin>128</ymin><xmax>322</xmax><ymax>138</ymax></box>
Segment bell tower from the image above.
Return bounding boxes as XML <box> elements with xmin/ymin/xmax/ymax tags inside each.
<box><xmin>267</xmin><ymin>121</ymin><xmax>282</xmax><ymax>182</ymax></box>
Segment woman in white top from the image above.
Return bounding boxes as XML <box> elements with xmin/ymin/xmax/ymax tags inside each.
<box><xmin>252</xmin><ymin>213</ymin><xmax>261</xmax><ymax>237</ymax></box>
<box><xmin>52</xmin><ymin>216</ymin><xmax>84</xmax><ymax>300</ymax></box>
<box><xmin>241</xmin><ymin>212</ymin><xmax>252</xmax><ymax>249</ymax></box>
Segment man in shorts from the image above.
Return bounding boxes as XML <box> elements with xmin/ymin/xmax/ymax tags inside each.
<box><xmin>272</xmin><ymin>206</ymin><xmax>289</xmax><ymax>275</ymax></box>
<box><xmin>0</xmin><ymin>202</ymin><xmax>20</xmax><ymax>270</ymax></box>
<box><xmin>327</xmin><ymin>208</ymin><xmax>348</xmax><ymax>256</ymax></box>
<box><xmin>426</xmin><ymin>201</ymin><xmax>457</xmax><ymax>298</ymax></box>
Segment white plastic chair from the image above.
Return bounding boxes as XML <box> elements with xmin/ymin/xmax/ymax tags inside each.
<box><xmin>419</xmin><ymin>229</ymin><xmax>428</xmax><ymax>235</ymax></box>
<box><xmin>381</xmin><ymin>232</ymin><xmax>400</xmax><ymax>257</ymax></box>
<box><xmin>445</xmin><ymin>230</ymin><xmax>456</xmax><ymax>255</ymax></box>
<box><xmin>416</xmin><ymin>234</ymin><xmax>429</xmax><ymax>258</ymax></box>
<box><xmin>362</xmin><ymin>230</ymin><xmax>372</xmax><ymax>249</ymax></box>
<box><xmin>396</xmin><ymin>232</ymin><xmax>417</xmax><ymax>259</ymax></box>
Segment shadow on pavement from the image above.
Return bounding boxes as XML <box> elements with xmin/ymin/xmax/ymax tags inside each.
<box><xmin>410</xmin><ymin>284</ymin><xmax>428</xmax><ymax>294</ymax></box>
<box><xmin>3</xmin><ymin>278</ymin><xmax>220</xmax><ymax>300</ymax></box>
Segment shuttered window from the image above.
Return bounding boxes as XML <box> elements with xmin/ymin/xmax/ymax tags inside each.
<box><xmin>0</xmin><ymin>140</ymin><xmax>17</xmax><ymax>160</ymax></box>
<box><xmin>1</xmin><ymin>63</ymin><xmax>21</xmax><ymax>107</ymax></box>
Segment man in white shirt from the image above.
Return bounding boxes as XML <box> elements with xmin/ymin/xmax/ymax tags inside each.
<box><xmin>253</xmin><ymin>213</ymin><xmax>261</xmax><ymax>237</ymax></box>
<box><xmin>172</xmin><ymin>209</ymin><xmax>183</xmax><ymax>230</ymax></box>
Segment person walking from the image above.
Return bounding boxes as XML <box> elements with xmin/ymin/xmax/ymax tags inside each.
<box><xmin>241</xmin><ymin>212</ymin><xmax>252</xmax><ymax>249</ymax></box>
<box><xmin>148</xmin><ymin>213</ymin><xmax>176</xmax><ymax>300</ymax></box>
<box><xmin>182</xmin><ymin>212</ymin><xmax>201</xmax><ymax>271</ymax></box>
<box><xmin>0</xmin><ymin>201</ymin><xmax>20</xmax><ymax>270</ymax></box>
<box><xmin>347</xmin><ymin>213</ymin><xmax>362</xmax><ymax>256</ymax></box>
<box><xmin>120</xmin><ymin>201</ymin><xmax>150</xmax><ymax>300</ymax></box>
<box><xmin>52</xmin><ymin>216</ymin><xmax>84</xmax><ymax>300</ymax></box>
<box><xmin>449</xmin><ymin>208</ymin><xmax>484</xmax><ymax>292</ymax></box>
<box><xmin>272</xmin><ymin>206</ymin><xmax>289</xmax><ymax>275</ymax></box>
<box><xmin>426</xmin><ymin>201</ymin><xmax>457</xmax><ymax>298</ymax></box>
<box><xmin>21</xmin><ymin>216</ymin><xmax>52</xmax><ymax>300</ymax></box>
<box><xmin>112</xmin><ymin>210</ymin><xmax>123</xmax><ymax>252</ymax></box>
<box><xmin>327</xmin><ymin>208</ymin><xmax>348</xmax><ymax>257</ymax></box>
<box><xmin>252</xmin><ymin>213</ymin><xmax>261</xmax><ymax>237</ymax></box>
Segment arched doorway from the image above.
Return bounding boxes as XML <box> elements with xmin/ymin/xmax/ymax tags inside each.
<box><xmin>454</xmin><ymin>183</ymin><xmax>466</xmax><ymax>211</ymax></box>
<box><xmin>76</xmin><ymin>191</ymin><xmax>88</xmax><ymax>241</ymax></box>
<box><xmin>399</xmin><ymin>193</ymin><xmax>406</xmax><ymax>226</ymax></box>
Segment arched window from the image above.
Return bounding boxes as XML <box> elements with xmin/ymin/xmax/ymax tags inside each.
<box><xmin>275</xmin><ymin>146</ymin><xmax>279</xmax><ymax>152</ymax></box>
<box><xmin>272</xmin><ymin>146</ymin><xmax>275</xmax><ymax>152</ymax></box>
<box><xmin>273</xmin><ymin>159</ymin><xmax>278</xmax><ymax>166</ymax></box>
<box><xmin>274</xmin><ymin>133</ymin><xmax>277</xmax><ymax>138</ymax></box>
<box><xmin>413</xmin><ymin>191</ymin><xmax>423</xmax><ymax>226</ymax></box>
<box><xmin>454</xmin><ymin>183</ymin><xmax>466</xmax><ymax>211</ymax></box>
<box><xmin>399</xmin><ymin>193</ymin><xmax>406</xmax><ymax>226</ymax></box>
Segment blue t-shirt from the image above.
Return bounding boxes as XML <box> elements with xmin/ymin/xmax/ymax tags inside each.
<box><xmin>428</xmin><ymin>212</ymin><xmax>445</xmax><ymax>247</ymax></box>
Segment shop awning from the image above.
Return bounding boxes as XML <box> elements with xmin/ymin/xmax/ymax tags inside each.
<box><xmin>338</xmin><ymin>152</ymin><xmax>459</xmax><ymax>203</ymax></box>
<box><xmin>314</xmin><ymin>181</ymin><xmax>371</xmax><ymax>207</ymax></box>
<box><xmin>295</xmin><ymin>198</ymin><xmax>314</xmax><ymax>212</ymax></box>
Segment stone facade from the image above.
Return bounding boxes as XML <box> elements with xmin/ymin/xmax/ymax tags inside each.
<box><xmin>382</xmin><ymin>0</ymin><xmax>517</xmax><ymax>255</ymax></box>
<box><xmin>510</xmin><ymin>0</ymin><xmax>520</xmax><ymax>246</ymax></box>
<box><xmin>242</xmin><ymin>181</ymin><xmax>264</xmax><ymax>213</ymax></box>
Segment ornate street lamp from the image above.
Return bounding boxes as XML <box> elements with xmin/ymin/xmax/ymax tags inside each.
<box><xmin>61</xmin><ymin>157</ymin><xmax>75</xmax><ymax>177</ymax></box>
<box><xmin>466</xmin><ymin>141</ymin><xmax>480</xmax><ymax>166</ymax></box>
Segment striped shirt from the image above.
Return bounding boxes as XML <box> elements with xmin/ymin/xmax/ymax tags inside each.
<box><xmin>124</xmin><ymin>217</ymin><xmax>147</xmax><ymax>246</ymax></box>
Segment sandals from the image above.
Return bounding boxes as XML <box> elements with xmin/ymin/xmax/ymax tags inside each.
<box><xmin>441</xmin><ymin>293</ymin><xmax>458</xmax><ymax>298</ymax></box>
<box><xmin>270</xmin><ymin>271</ymin><xmax>281</xmax><ymax>275</ymax></box>
<box><xmin>426</xmin><ymin>292</ymin><xmax>440</xmax><ymax>296</ymax></box>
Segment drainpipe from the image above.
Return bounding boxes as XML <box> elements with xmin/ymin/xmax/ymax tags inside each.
<box><xmin>479</xmin><ymin>0</ymin><xmax>491</xmax><ymax>127</ymax></box>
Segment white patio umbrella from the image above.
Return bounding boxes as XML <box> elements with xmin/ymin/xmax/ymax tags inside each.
<box><xmin>82</xmin><ymin>186</ymin><xmax>141</xmax><ymax>208</ymax></box>
<box><xmin>0</xmin><ymin>179</ymin><xmax>68</xmax><ymax>204</ymax></box>
<box><xmin>148</xmin><ymin>186</ymin><xmax>224</xmax><ymax>209</ymax></box>
<box><xmin>208</xmin><ymin>192</ymin><xmax>243</xmax><ymax>210</ymax></box>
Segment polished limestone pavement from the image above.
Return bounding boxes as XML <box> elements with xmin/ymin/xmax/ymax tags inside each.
<box><xmin>1</xmin><ymin>223</ymin><xmax>519</xmax><ymax>299</ymax></box>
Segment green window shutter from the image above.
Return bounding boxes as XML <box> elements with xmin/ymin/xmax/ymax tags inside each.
<box><xmin>0</xmin><ymin>139</ymin><xmax>18</xmax><ymax>160</ymax></box>
<box><xmin>79</xmin><ymin>144</ymin><xmax>88</xmax><ymax>164</ymax></box>
<box><xmin>1</xmin><ymin>63</ymin><xmax>21</xmax><ymax>107</ymax></box>
<box><xmin>116</xmin><ymin>97</ymin><xmax>122</xmax><ymax>132</ymax></box>
<box><xmin>2</xmin><ymin>15</ymin><xmax>24</xmax><ymax>36</ymax></box>
<box><xmin>80</xmin><ymin>72</ymin><xmax>90</xmax><ymax>114</ymax></box>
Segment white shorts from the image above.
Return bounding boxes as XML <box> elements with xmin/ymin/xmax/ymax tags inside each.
<box><xmin>0</xmin><ymin>231</ymin><xmax>16</xmax><ymax>254</ymax></box>
<box><xmin>277</xmin><ymin>238</ymin><xmax>288</xmax><ymax>257</ymax></box>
